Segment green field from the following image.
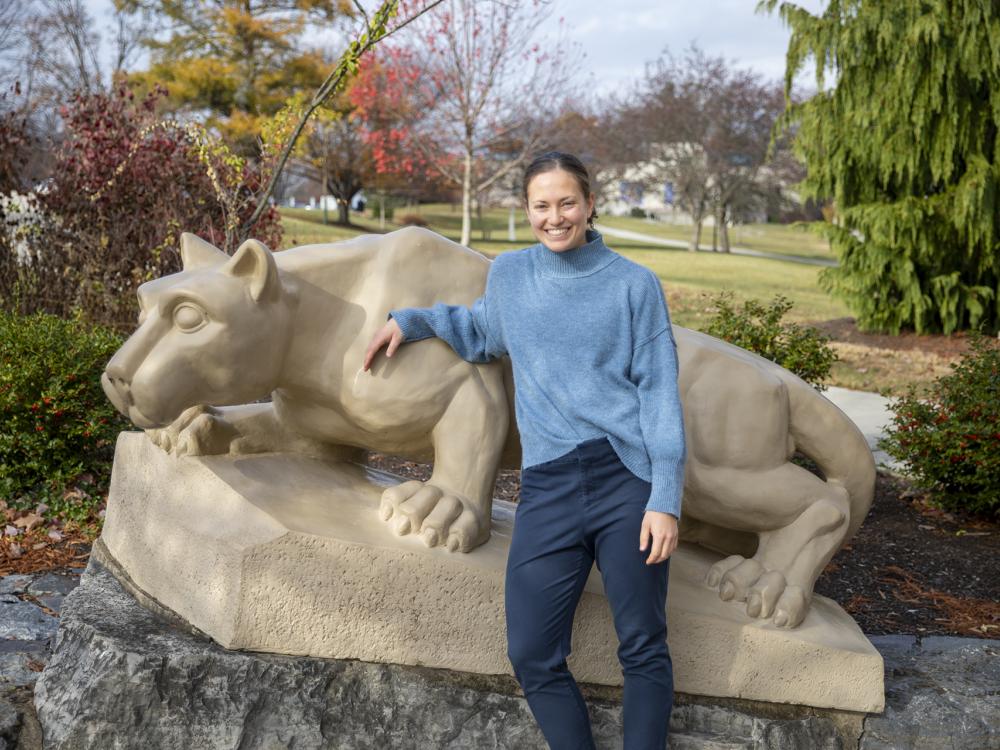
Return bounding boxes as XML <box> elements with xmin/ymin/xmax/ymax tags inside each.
<box><xmin>619</xmin><ymin>246</ymin><xmax>850</xmax><ymax>329</ymax></box>
<box><xmin>278</xmin><ymin>207</ymin><xmax>972</xmax><ymax>394</ymax></box>
<box><xmin>597</xmin><ymin>215</ymin><xmax>836</xmax><ymax>262</ymax></box>
<box><xmin>281</xmin><ymin>204</ymin><xmax>538</xmax><ymax>251</ymax></box>
<box><xmin>278</xmin><ymin>206</ymin><xmax>850</xmax><ymax>329</ymax></box>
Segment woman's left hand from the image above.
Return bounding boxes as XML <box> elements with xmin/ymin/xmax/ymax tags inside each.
<box><xmin>639</xmin><ymin>511</ymin><xmax>679</xmax><ymax>565</ymax></box>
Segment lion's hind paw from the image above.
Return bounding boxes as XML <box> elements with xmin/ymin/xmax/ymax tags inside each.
<box><xmin>706</xmin><ymin>555</ymin><xmax>808</xmax><ymax>628</ymax></box>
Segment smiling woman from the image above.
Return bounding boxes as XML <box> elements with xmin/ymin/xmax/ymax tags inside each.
<box><xmin>523</xmin><ymin>159</ymin><xmax>597</xmax><ymax>252</ymax></box>
<box><xmin>366</xmin><ymin>150</ymin><xmax>686</xmax><ymax>749</ymax></box>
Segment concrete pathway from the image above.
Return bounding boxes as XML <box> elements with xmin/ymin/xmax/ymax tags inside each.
<box><xmin>596</xmin><ymin>223</ymin><xmax>839</xmax><ymax>267</ymax></box>
<box><xmin>823</xmin><ymin>385</ymin><xmax>902</xmax><ymax>472</ymax></box>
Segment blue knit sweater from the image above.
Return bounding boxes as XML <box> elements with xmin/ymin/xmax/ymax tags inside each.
<box><xmin>389</xmin><ymin>230</ymin><xmax>686</xmax><ymax>518</ymax></box>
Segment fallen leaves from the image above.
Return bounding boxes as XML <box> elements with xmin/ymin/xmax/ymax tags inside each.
<box><xmin>13</xmin><ymin>513</ymin><xmax>44</xmax><ymax>531</ymax></box>
<box><xmin>879</xmin><ymin>565</ymin><xmax>1000</xmax><ymax>639</ymax></box>
<box><xmin>0</xmin><ymin>529</ymin><xmax>93</xmax><ymax>576</ymax></box>
<box><xmin>0</xmin><ymin>495</ymin><xmax>101</xmax><ymax>575</ymax></box>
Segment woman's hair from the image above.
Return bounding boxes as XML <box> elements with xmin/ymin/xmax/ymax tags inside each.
<box><xmin>522</xmin><ymin>151</ymin><xmax>598</xmax><ymax>227</ymax></box>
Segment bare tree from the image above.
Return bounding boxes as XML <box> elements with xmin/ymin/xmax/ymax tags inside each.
<box><xmin>0</xmin><ymin>0</ymin><xmax>152</xmax><ymax>118</ymax></box>
<box><xmin>20</xmin><ymin>1</ymin><xmax>103</xmax><ymax>103</ymax></box>
<box><xmin>395</xmin><ymin>0</ymin><xmax>582</xmax><ymax>246</ymax></box>
<box><xmin>703</xmin><ymin>65</ymin><xmax>784</xmax><ymax>252</ymax></box>
<box><xmin>539</xmin><ymin>99</ymin><xmax>644</xmax><ymax>212</ymax></box>
<box><xmin>299</xmin><ymin>103</ymin><xmax>375</xmax><ymax>225</ymax></box>
<box><xmin>628</xmin><ymin>47</ymin><xmax>786</xmax><ymax>252</ymax></box>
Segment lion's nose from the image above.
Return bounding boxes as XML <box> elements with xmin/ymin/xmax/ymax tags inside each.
<box><xmin>101</xmin><ymin>368</ymin><xmax>132</xmax><ymax>416</ymax></box>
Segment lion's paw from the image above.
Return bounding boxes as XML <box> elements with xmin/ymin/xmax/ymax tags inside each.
<box><xmin>145</xmin><ymin>405</ymin><xmax>238</xmax><ymax>457</ymax></box>
<box><xmin>706</xmin><ymin>555</ymin><xmax>809</xmax><ymax>628</ymax></box>
<box><xmin>379</xmin><ymin>480</ymin><xmax>488</xmax><ymax>553</ymax></box>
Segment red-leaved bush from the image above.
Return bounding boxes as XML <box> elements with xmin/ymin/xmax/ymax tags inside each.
<box><xmin>1</xmin><ymin>84</ymin><xmax>281</xmax><ymax>331</ymax></box>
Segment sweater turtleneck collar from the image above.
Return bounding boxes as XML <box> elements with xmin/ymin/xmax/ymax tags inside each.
<box><xmin>531</xmin><ymin>229</ymin><xmax>618</xmax><ymax>278</ymax></box>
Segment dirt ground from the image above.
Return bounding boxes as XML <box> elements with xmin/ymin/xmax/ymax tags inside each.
<box><xmin>812</xmin><ymin>317</ymin><xmax>975</xmax><ymax>358</ymax></box>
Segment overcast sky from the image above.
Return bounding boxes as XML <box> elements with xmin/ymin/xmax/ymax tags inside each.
<box><xmin>84</xmin><ymin>0</ymin><xmax>825</xmax><ymax>97</ymax></box>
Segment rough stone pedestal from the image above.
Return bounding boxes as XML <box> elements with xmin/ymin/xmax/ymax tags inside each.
<box><xmin>32</xmin><ymin>563</ymin><xmax>1000</xmax><ymax>749</ymax></box>
<box><xmin>33</xmin><ymin>559</ymin><xmax>864</xmax><ymax>749</ymax></box>
<box><xmin>98</xmin><ymin>432</ymin><xmax>884</xmax><ymax>714</ymax></box>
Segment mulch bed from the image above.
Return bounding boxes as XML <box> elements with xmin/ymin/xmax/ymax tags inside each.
<box><xmin>366</xmin><ymin>452</ymin><xmax>999</xmax><ymax>640</ymax></box>
<box><xmin>812</xmin><ymin>317</ymin><xmax>975</xmax><ymax>358</ymax></box>
<box><xmin>0</xmin><ymin>530</ymin><xmax>93</xmax><ymax>578</ymax></box>
<box><xmin>814</xmin><ymin>472</ymin><xmax>999</xmax><ymax>638</ymax></box>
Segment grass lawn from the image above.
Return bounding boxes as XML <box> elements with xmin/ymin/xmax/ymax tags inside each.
<box><xmin>280</xmin><ymin>206</ymin><xmax>850</xmax><ymax>327</ymax></box>
<box><xmin>622</xmin><ymin>245</ymin><xmax>851</xmax><ymax>329</ymax></box>
<box><xmin>598</xmin><ymin>215</ymin><xmax>836</xmax><ymax>262</ymax></box>
<box><xmin>277</xmin><ymin>206</ymin><xmax>959</xmax><ymax>395</ymax></box>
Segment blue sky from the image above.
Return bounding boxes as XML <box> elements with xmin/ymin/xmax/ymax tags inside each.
<box><xmin>83</xmin><ymin>0</ymin><xmax>825</xmax><ymax>96</ymax></box>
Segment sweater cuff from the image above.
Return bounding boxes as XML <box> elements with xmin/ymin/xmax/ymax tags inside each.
<box><xmin>644</xmin><ymin>460</ymin><xmax>684</xmax><ymax>519</ymax></box>
<box><xmin>388</xmin><ymin>308</ymin><xmax>433</xmax><ymax>342</ymax></box>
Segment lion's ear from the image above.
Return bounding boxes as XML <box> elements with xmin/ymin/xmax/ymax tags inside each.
<box><xmin>223</xmin><ymin>239</ymin><xmax>279</xmax><ymax>302</ymax></box>
<box><xmin>180</xmin><ymin>233</ymin><xmax>228</xmax><ymax>271</ymax></box>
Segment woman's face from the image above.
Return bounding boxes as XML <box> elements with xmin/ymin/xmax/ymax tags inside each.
<box><xmin>524</xmin><ymin>168</ymin><xmax>595</xmax><ymax>253</ymax></box>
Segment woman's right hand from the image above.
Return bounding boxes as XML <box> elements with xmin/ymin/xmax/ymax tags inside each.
<box><xmin>363</xmin><ymin>317</ymin><xmax>406</xmax><ymax>372</ymax></box>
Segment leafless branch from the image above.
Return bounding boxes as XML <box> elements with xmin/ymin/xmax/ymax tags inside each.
<box><xmin>240</xmin><ymin>0</ymin><xmax>445</xmax><ymax>238</ymax></box>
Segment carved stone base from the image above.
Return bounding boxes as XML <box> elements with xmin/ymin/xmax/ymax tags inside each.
<box><xmin>35</xmin><ymin>559</ymin><xmax>874</xmax><ymax>750</ymax></box>
<box><xmin>98</xmin><ymin>432</ymin><xmax>883</xmax><ymax>713</ymax></box>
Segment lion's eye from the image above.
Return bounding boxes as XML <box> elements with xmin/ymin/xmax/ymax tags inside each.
<box><xmin>173</xmin><ymin>303</ymin><xmax>207</xmax><ymax>332</ymax></box>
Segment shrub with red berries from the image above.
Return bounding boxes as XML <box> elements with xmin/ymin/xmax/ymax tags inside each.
<box><xmin>0</xmin><ymin>309</ymin><xmax>127</xmax><ymax>516</ymax></box>
<box><xmin>879</xmin><ymin>332</ymin><xmax>1000</xmax><ymax>516</ymax></box>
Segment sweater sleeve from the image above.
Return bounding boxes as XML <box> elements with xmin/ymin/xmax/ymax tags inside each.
<box><xmin>388</xmin><ymin>292</ymin><xmax>506</xmax><ymax>364</ymax></box>
<box><xmin>630</xmin><ymin>273</ymin><xmax>686</xmax><ymax>518</ymax></box>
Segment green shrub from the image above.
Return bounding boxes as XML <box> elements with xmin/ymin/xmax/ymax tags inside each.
<box><xmin>878</xmin><ymin>333</ymin><xmax>1000</xmax><ymax>517</ymax></box>
<box><xmin>630</xmin><ymin>207</ymin><xmax>648</xmax><ymax>219</ymax></box>
<box><xmin>703</xmin><ymin>292</ymin><xmax>837</xmax><ymax>389</ymax></box>
<box><xmin>369</xmin><ymin>196</ymin><xmax>396</xmax><ymax>222</ymax></box>
<box><xmin>0</xmin><ymin>310</ymin><xmax>127</xmax><ymax>518</ymax></box>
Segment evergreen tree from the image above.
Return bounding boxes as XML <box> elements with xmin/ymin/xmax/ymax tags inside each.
<box><xmin>763</xmin><ymin>0</ymin><xmax>1000</xmax><ymax>334</ymax></box>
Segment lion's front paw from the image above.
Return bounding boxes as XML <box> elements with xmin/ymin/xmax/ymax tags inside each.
<box><xmin>379</xmin><ymin>480</ymin><xmax>489</xmax><ymax>553</ymax></box>
<box><xmin>145</xmin><ymin>405</ymin><xmax>239</xmax><ymax>457</ymax></box>
<box><xmin>706</xmin><ymin>555</ymin><xmax>809</xmax><ymax>628</ymax></box>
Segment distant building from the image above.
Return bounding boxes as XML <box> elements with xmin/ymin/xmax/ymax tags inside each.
<box><xmin>596</xmin><ymin>142</ymin><xmax>793</xmax><ymax>224</ymax></box>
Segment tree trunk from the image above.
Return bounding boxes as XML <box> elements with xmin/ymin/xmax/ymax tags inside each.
<box><xmin>717</xmin><ymin>205</ymin><xmax>730</xmax><ymax>253</ymax></box>
<box><xmin>689</xmin><ymin>220</ymin><xmax>702</xmax><ymax>251</ymax></box>
<box><xmin>322</xmin><ymin>164</ymin><xmax>329</xmax><ymax>225</ymax></box>
<box><xmin>337</xmin><ymin>199</ymin><xmax>349</xmax><ymax>225</ymax></box>
<box><xmin>461</xmin><ymin>150</ymin><xmax>473</xmax><ymax>246</ymax></box>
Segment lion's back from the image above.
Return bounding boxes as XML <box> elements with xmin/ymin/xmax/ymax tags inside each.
<box><xmin>275</xmin><ymin>227</ymin><xmax>491</xmax><ymax>308</ymax></box>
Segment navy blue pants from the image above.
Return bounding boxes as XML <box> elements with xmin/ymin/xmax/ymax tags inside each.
<box><xmin>505</xmin><ymin>436</ymin><xmax>673</xmax><ymax>750</ymax></box>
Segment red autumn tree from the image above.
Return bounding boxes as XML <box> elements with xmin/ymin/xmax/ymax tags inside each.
<box><xmin>349</xmin><ymin>46</ymin><xmax>446</xmax><ymax>202</ymax></box>
<box><xmin>356</xmin><ymin>0</ymin><xmax>581</xmax><ymax>245</ymax></box>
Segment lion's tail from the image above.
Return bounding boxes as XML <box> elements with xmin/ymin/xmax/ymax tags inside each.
<box><xmin>781</xmin><ymin>374</ymin><xmax>877</xmax><ymax>541</ymax></box>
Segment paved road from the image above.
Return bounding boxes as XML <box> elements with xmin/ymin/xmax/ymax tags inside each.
<box><xmin>596</xmin><ymin>224</ymin><xmax>839</xmax><ymax>267</ymax></box>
